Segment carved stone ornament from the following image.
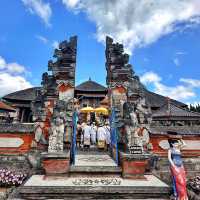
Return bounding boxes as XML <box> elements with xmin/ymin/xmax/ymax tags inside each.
<box><xmin>72</xmin><ymin>178</ymin><xmax>121</xmax><ymax>186</ymax></box>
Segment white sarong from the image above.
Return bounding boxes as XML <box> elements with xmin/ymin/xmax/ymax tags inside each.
<box><xmin>104</xmin><ymin>126</ymin><xmax>111</xmax><ymax>145</ymax></box>
<box><xmin>91</xmin><ymin>126</ymin><xmax>97</xmax><ymax>144</ymax></box>
<box><xmin>83</xmin><ymin>125</ymin><xmax>91</xmax><ymax>145</ymax></box>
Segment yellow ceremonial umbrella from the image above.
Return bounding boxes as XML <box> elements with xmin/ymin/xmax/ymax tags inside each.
<box><xmin>80</xmin><ymin>106</ymin><xmax>94</xmax><ymax>113</ymax></box>
<box><xmin>95</xmin><ymin>107</ymin><xmax>109</xmax><ymax>115</ymax></box>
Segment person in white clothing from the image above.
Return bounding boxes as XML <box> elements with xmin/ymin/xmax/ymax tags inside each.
<box><xmin>80</xmin><ymin>122</ymin><xmax>86</xmax><ymax>147</ymax></box>
<box><xmin>104</xmin><ymin>122</ymin><xmax>111</xmax><ymax>150</ymax></box>
<box><xmin>91</xmin><ymin>122</ymin><xmax>97</xmax><ymax>145</ymax></box>
<box><xmin>83</xmin><ymin>121</ymin><xmax>91</xmax><ymax>149</ymax></box>
<box><xmin>97</xmin><ymin>124</ymin><xmax>106</xmax><ymax>149</ymax></box>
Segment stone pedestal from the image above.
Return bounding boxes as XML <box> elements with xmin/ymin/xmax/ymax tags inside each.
<box><xmin>42</xmin><ymin>151</ymin><xmax>70</xmax><ymax>175</ymax></box>
<box><xmin>119</xmin><ymin>151</ymin><xmax>150</xmax><ymax>179</ymax></box>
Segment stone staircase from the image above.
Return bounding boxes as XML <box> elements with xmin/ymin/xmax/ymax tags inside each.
<box><xmin>16</xmin><ymin>174</ymin><xmax>170</xmax><ymax>200</ymax></box>
<box><xmin>11</xmin><ymin>152</ymin><xmax>170</xmax><ymax>199</ymax></box>
<box><xmin>70</xmin><ymin>165</ymin><xmax>122</xmax><ymax>177</ymax></box>
<box><xmin>69</xmin><ymin>150</ymin><xmax>122</xmax><ymax>177</ymax></box>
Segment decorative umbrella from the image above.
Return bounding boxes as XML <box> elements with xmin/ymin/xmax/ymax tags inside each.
<box><xmin>95</xmin><ymin>107</ymin><xmax>109</xmax><ymax>115</ymax></box>
<box><xmin>80</xmin><ymin>106</ymin><xmax>94</xmax><ymax>113</ymax></box>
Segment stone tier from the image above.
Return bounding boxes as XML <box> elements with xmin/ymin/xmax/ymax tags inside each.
<box><xmin>69</xmin><ymin>165</ymin><xmax>122</xmax><ymax>177</ymax></box>
<box><xmin>18</xmin><ymin>175</ymin><xmax>170</xmax><ymax>199</ymax></box>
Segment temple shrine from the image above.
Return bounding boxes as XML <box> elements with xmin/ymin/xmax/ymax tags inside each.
<box><xmin>0</xmin><ymin>36</ymin><xmax>200</xmax><ymax>199</ymax></box>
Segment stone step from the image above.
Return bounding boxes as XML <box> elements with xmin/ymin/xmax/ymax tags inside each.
<box><xmin>70</xmin><ymin>165</ymin><xmax>122</xmax><ymax>175</ymax></box>
<box><xmin>17</xmin><ymin>175</ymin><xmax>170</xmax><ymax>200</ymax></box>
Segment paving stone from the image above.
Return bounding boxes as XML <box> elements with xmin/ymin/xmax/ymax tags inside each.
<box><xmin>74</xmin><ymin>152</ymin><xmax>117</xmax><ymax>167</ymax></box>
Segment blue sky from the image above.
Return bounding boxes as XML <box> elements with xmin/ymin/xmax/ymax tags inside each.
<box><xmin>0</xmin><ymin>0</ymin><xmax>200</xmax><ymax>105</ymax></box>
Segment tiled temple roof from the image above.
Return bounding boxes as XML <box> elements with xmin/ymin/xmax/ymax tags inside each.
<box><xmin>2</xmin><ymin>82</ymin><xmax>187</xmax><ymax>110</ymax></box>
<box><xmin>3</xmin><ymin>87</ymin><xmax>41</xmax><ymax>101</ymax></box>
<box><xmin>150</xmin><ymin>125</ymin><xmax>200</xmax><ymax>135</ymax></box>
<box><xmin>144</xmin><ymin>90</ymin><xmax>186</xmax><ymax>108</ymax></box>
<box><xmin>75</xmin><ymin>79</ymin><xmax>107</xmax><ymax>92</ymax></box>
<box><xmin>152</xmin><ymin>101</ymin><xmax>200</xmax><ymax>118</ymax></box>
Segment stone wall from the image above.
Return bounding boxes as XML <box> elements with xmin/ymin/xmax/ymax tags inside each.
<box><xmin>0</xmin><ymin>123</ymin><xmax>43</xmax><ymax>177</ymax></box>
<box><xmin>0</xmin><ymin>123</ymin><xmax>34</xmax><ymax>154</ymax></box>
<box><xmin>150</xmin><ymin>134</ymin><xmax>200</xmax><ymax>157</ymax></box>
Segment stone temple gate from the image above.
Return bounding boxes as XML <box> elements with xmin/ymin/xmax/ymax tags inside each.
<box><xmin>32</xmin><ymin>35</ymin><xmax>152</xmax><ymax>168</ymax></box>
<box><xmin>19</xmin><ymin>36</ymin><xmax>169</xmax><ymax>199</ymax></box>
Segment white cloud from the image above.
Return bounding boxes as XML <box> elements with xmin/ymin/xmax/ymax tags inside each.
<box><xmin>0</xmin><ymin>56</ymin><xmax>27</xmax><ymax>74</ymax></box>
<box><xmin>140</xmin><ymin>71</ymin><xmax>161</xmax><ymax>85</ymax></box>
<box><xmin>0</xmin><ymin>56</ymin><xmax>6</xmax><ymax>70</ymax></box>
<box><xmin>176</xmin><ymin>51</ymin><xmax>187</xmax><ymax>55</ymax></box>
<box><xmin>180</xmin><ymin>78</ymin><xmax>200</xmax><ymax>87</ymax></box>
<box><xmin>154</xmin><ymin>82</ymin><xmax>195</xmax><ymax>100</ymax></box>
<box><xmin>62</xmin><ymin>0</ymin><xmax>200</xmax><ymax>53</ymax></box>
<box><xmin>0</xmin><ymin>73</ymin><xmax>32</xmax><ymax>97</ymax></box>
<box><xmin>36</xmin><ymin>35</ymin><xmax>49</xmax><ymax>44</ymax></box>
<box><xmin>52</xmin><ymin>40</ymin><xmax>59</xmax><ymax>49</ymax></box>
<box><xmin>7</xmin><ymin>63</ymin><xmax>26</xmax><ymax>74</ymax></box>
<box><xmin>173</xmin><ymin>58</ymin><xmax>180</xmax><ymax>66</ymax></box>
<box><xmin>22</xmin><ymin>0</ymin><xmax>52</xmax><ymax>26</ymax></box>
<box><xmin>62</xmin><ymin>0</ymin><xmax>80</xmax><ymax>8</ymax></box>
<box><xmin>140</xmin><ymin>71</ymin><xmax>200</xmax><ymax>102</ymax></box>
<box><xmin>35</xmin><ymin>35</ymin><xmax>59</xmax><ymax>49</ymax></box>
<box><xmin>0</xmin><ymin>56</ymin><xmax>32</xmax><ymax>97</ymax></box>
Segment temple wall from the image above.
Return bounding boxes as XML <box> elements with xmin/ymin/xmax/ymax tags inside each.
<box><xmin>0</xmin><ymin>124</ymin><xmax>44</xmax><ymax>179</ymax></box>
<box><xmin>0</xmin><ymin>123</ymin><xmax>34</xmax><ymax>155</ymax></box>
<box><xmin>150</xmin><ymin>134</ymin><xmax>200</xmax><ymax>157</ymax></box>
<box><xmin>0</xmin><ymin>133</ymin><xmax>34</xmax><ymax>154</ymax></box>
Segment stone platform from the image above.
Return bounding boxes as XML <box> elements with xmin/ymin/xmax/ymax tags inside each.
<box><xmin>18</xmin><ymin>175</ymin><xmax>170</xmax><ymax>199</ymax></box>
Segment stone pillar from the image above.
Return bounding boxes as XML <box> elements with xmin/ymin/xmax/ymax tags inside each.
<box><xmin>105</xmin><ymin>36</ymin><xmax>152</xmax><ymax>179</ymax></box>
<box><xmin>40</xmin><ymin>36</ymin><xmax>77</xmax><ymax>175</ymax></box>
